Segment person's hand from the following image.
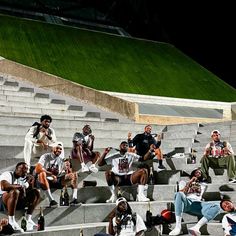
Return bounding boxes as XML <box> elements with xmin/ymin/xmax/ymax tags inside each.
<box><xmin>127</xmin><ymin>132</ymin><xmax>132</xmax><ymax>140</ymax></box>
<box><xmin>89</xmin><ymin>134</ymin><xmax>95</xmax><ymax>141</ymax></box>
<box><xmin>0</xmin><ymin>218</ymin><xmax>8</xmax><ymax>227</ymax></box>
<box><xmin>149</xmin><ymin>144</ymin><xmax>156</xmax><ymax>152</ymax></box>
<box><xmin>65</xmin><ymin>173</ymin><xmax>74</xmax><ymax>180</ymax></box>
<box><xmin>52</xmin><ymin>175</ymin><xmax>57</xmax><ymax>183</ymax></box>
<box><xmin>105</xmin><ymin>147</ymin><xmax>112</xmax><ymax>154</ymax></box>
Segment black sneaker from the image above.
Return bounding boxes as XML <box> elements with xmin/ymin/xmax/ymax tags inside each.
<box><xmin>158</xmin><ymin>165</ymin><xmax>166</xmax><ymax>169</ymax></box>
<box><xmin>229</xmin><ymin>179</ymin><xmax>236</xmax><ymax>184</ymax></box>
<box><xmin>70</xmin><ymin>198</ymin><xmax>81</xmax><ymax>206</ymax></box>
<box><xmin>49</xmin><ymin>200</ymin><xmax>58</xmax><ymax>207</ymax></box>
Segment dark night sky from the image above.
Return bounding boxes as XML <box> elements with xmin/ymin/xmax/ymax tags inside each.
<box><xmin>105</xmin><ymin>1</ymin><xmax>236</xmax><ymax>89</ymax></box>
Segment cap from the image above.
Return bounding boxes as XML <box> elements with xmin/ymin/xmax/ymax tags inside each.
<box><xmin>51</xmin><ymin>141</ymin><xmax>63</xmax><ymax>148</ymax></box>
<box><xmin>120</xmin><ymin>141</ymin><xmax>128</xmax><ymax>145</ymax></box>
<box><xmin>116</xmin><ymin>197</ymin><xmax>127</xmax><ymax>206</ymax></box>
<box><xmin>211</xmin><ymin>130</ymin><xmax>221</xmax><ymax>136</ymax></box>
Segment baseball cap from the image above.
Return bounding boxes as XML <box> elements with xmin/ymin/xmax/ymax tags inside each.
<box><xmin>51</xmin><ymin>141</ymin><xmax>63</xmax><ymax>148</ymax></box>
<box><xmin>116</xmin><ymin>197</ymin><xmax>127</xmax><ymax>206</ymax></box>
<box><xmin>211</xmin><ymin>130</ymin><xmax>221</xmax><ymax>136</ymax></box>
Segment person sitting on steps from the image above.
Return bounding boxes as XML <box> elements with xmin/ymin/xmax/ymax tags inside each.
<box><xmin>98</xmin><ymin>141</ymin><xmax>150</xmax><ymax>203</ymax></box>
<box><xmin>35</xmin><ymin>142</ymin><xmax>79</xmax><ymax>207</ymax></box>
<box><xmin>71</xmin><ymin>124</ymin><xmax>100</xmax><ymax>173</ymax></box>
<box><xmin>128</xmin><ymin>125</ymin><xmax>165</xmax><ymax>169</ymax></box>
<box><xmin>200</xmin><ymin>129</ymin><xmax>236</xmax><ymax>184</ymax></box>
<box><xmin>169</xmin><ymin>168</ymin><xmax>221</xmax><ymax>235</ymax></box>
<box><xmin>0</xmin><ymin>162</ymin><xmax>40</xmax><ymax>232</ymax></box>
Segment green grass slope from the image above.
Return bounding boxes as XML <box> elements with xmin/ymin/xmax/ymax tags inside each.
<box><xmin>0</xmin><ymin>14</ymin><xmax>235</xmax><ymax>102</ymax></box>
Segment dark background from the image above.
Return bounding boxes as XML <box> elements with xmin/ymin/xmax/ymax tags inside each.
<box><xmin>89</xmin><ymin>0</ymin><xmax>236</xmax><ymax>89</ymax></box>
<box><xmin>1</xmin><ymin>0</ymin><xmax>235</xmax><ymax>88</ymax></box>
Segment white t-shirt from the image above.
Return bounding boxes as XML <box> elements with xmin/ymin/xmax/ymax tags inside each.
<box><xmin>38</xmin><ymin>152</ymin><xmax>64</xmax><ymax>175</ymax></box>
<box><xmin>0</xmin><ymin>172</ymin><xmax>29</xmax><ymax>195</ymax></box>
<box><xmin>105</xmin><ymin>152</ymin><xmax>140</xmax><ymax>175</ymax></box>
<box><xmin>112</xmin><ymin>213</ymin><xmax>146</xmax><ymax>236</ymax></box>
<box><xmin>179</xmin><ymin>180</ymin><xmax>207</xmax><ymax>201</ymax></box>
<box><xmin>222</xmin><ymin>212</ymin><xmax>236</xmax><ymax>236</ymax></box>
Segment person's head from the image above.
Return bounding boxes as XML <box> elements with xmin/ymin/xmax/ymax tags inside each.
<box><xmin>82</xmin><ymin>125</ymin><xmax>92</xmax><ymax>136</ymax></box>
<box><xmin>15</xmin><ymin>162</ymin><xmax>28</xmax><ymax>177</ymax></box>
<box><xmin>119</xmin><ymin>141</ymin><xmax>128</xmax><ymax>152</ymax></box>
<box><xmin>211</xmin><ymin>130</ymin><xmax>221</xmax><ymax>142</ymax></box>
<box><xmin>63</xmin><ymin>157</ymin><xmax>71</xmax><ymax>169</ymax></box>
<box><xmin>144</xmin><ymin>125</ymin><xmax>152</xmax><ymax>134</ymax></box>
<box><xmin>220</xmin><ymin>199</ymin><xmax>235</xmax><ymax>212</ymax></box>
<box><xmin>40</xmin><ymin>115</ymin><xmax>52</xmax><ymax>128</ymax></box>
<box><xmin>52</xmin><ymin>142</ymin><xmax>63</xmax><ymax>157</ymax></box>
<box><xmin>116</xmin><ymin>197</ymin><xmax>128</xmax><ymax>212</ymax></box>
<box><xmin>190</xmin><ymin>168</ymin><xmax>204</xmax><ymax>182</ymax></box>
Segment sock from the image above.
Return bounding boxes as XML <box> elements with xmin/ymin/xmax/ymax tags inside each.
<box><xmin>26</xmin><ymin>214</ymin><xmax>32</xmax><ymax>221</ymax></box>
<box><xmin>109</xmin><ymin>185</ymin><xmax>115</xmax><ymax>196</ymax></box>
<box><xmin>159</xmin><ymin>160</ymin><xmax>163</xmax><ymax>166</ymax></box>
<box><xmin>8</xmin><ymin>216</ymin><xmax>15</xmax><ymax>224</ymax></box>
<box><xmin>45</xmin><ymin>189</ymin><xmax>54</xmax><ymax>201</ymax></box>
<box><xmin>72</xmin><ymin>188</ymin><xmax>78</xmax><ymax>199</ymax></box>
<box><xmin>175</xmin><ymin>215</ymin><xmax>182</xmax><ymax>229</ymax></box>
<box><xmin>192</xmin><ymin>217</ymin><xmax>208</xmax><ymax>231</ymax></box>
<box><xmin>138</xmin><ymin>185</ymin><xmax>145</xmax><ymax>195</ymax></box>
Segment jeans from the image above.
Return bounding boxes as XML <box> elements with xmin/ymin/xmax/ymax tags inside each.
<box><xmin>174</xmin><ymin>192</ymin><xmax>221</xmax><ymax>221</ymax></box>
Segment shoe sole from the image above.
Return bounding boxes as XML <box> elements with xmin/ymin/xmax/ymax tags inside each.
<box><xmin>188</xmin><ymin>229</ymin><xmax>200</xmax><ymax>236</ymax></box>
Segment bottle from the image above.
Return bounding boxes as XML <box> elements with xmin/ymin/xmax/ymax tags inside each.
<box><xmin>64</xmin><ymin>185</ymin><xmax>70</xmax><ymax>206</ymax></box>
<box><xmin>21</xmin><ymin>212</ymin><xmax>27</xmax><ymax>232</ymax></box>
<box><xmin>176</xmin><ymin>181</ymin><xmax>179</xmax><ymax>192</ymax></box>
<box><xmin>37</xmin><ymin>207</ymin><xmax>45</xmax><ymax>231</ymax></box>
<box><xmin>79</xmin><ymin>228</ymin><xmax>84</xmax><ymax>236</ymax></box>
<box><xmin>146</xmin><ymin>201</ymin><xmax>152</xmax><ymax>228</ymax></box>
<box><xmin>60</xmin><ymin>188</ymin><xmax>65</xmax><ymax>206</ymax></box>
<box><xmin>117</xmin><ymin>187</ymin><xmax>122</xmax><ymax>198</ymax></box>
<box><xmin>148</xmin><ymin>167</ymin><xmax>154</xmax><ymax>185</ymax></box>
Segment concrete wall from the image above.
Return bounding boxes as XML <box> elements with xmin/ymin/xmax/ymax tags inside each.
<box><xmin>0</xmin><ymin>57</ymin><xmax>235</xmax><ymax>125</ymax></box>
<box><xmin>0</xmin><ymin>59</ymin><xmax>138</xmax><ymax>121</ymax></box>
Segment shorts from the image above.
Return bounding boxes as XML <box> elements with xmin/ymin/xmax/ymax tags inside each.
<box><xmin>117</xmin><ymin>174</ymin><xmax>132</xmax><ymax>186</ymax></box>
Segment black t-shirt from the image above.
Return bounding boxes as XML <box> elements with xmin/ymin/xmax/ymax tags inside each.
<box><xmin>130</xmin><ymin>133</ymin><xmax>160</xmax><ymax>157</ymax></box>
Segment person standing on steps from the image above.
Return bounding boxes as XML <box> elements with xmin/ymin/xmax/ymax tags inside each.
<box><xmin>98</xmin><ymin>141</ymin><xmax>150</xmax><ymax>203</ymax></box>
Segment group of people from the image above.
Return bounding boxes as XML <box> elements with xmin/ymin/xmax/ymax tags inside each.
<box><xmin>1</xmin><ymin>114</ymin><xmax>236</xmax><ymax>235</ymax></box>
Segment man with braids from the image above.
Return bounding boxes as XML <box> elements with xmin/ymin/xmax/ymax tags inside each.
<box><xmin>24</xmin><ymin>114</ymin><xmax>64</xmax><ymax>167</ymax></box>
<box><xmin>108</xmin><ymin>197</ymin><xmax>146</xmax><ymax>236</ymax></box>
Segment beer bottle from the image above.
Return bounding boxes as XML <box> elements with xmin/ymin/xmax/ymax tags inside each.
<box><xmin>64</xmin><ymin>185</ymin><xmax>70</xmax><ymax>206</ymax></box>
<box><xmin>146</xmin><ymin>201</ymin><xmax>152</xmax><ymax>228</ymax></box>
<box><xmin>79</xmin><ymin>228</ymin><xmax>84</xmax><ymax>236</ymax></box>
<box><xmin>21</xmin><ymin>212</ymin><xmax>27</xmax><ymax>232</ymax></box>
<box><xmin>117</xmin><ymin>187</ymin><xmax>122</xmax><ymax>198</ymax></box>
<box><xmin>60</xmin><ymin>188</ymin><xmax>65</xmax><ymax>206</ymax></box>
<box><xmin>176</xmin><ymin>181</ymin><xmax>179</xmax><ymax>192</ymax></box>
<box><xmin>37</xmin><ymin>207</ymin><xmax>45</xmax><ymax>231</ymax></box>
<box><xmin>148</xmin><ymin>167</ymin><xmax>154</xmax><ymax>185</ymax></box>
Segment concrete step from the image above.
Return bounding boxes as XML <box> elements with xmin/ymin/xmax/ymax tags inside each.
<box><xmin>0</xmin><ymin>116</ymin><xmax>163</xmax><ymax>131</ymax></box>
<box><xmin>166</xmin><ymin>123</ymin><xmax>199</xmax><ymax>132</ymax></box>
<box><xmin>0</xmin><ymin>100</ymin><xmax>71</xmax><ymax>110</ymax></box>
<box><xmin>0</xmin><ymin>94</ymin><xmax>51</xmax><ymax>104</ymax></box>
<box><xmin>163</xmin><ymin>130</ymin><xmax>197</xmax><ymax>139</ymax></box>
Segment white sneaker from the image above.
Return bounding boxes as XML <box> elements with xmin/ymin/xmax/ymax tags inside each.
<box><xmin>172</xmin><ymin>153</ymin><xmax>185</xmax><ymax>158</ymax></box>
<box><xmin>89</xmin><ymin>164</ymin><xmax>98</xmax><ymax>173</ymax></box>
<box><xmin>136</xmin><ymin>194</ymin><xmax>150</xmax><ymax>202</ymax></box>
<box><xmin>81</xmin><ymin>163</ymin><xmax>89</xmax><ymax>172</ymax></box>
<box><xmin>169</xmin><ymin>227</ymin><xmax>182</xmax><ymax>235</ymax></box>
<box><xmin>10</xmin><ymin>221</ymin><xmax>24</xmax><ymax>233</ymax></box>
<box><xmin>27</xmin><ymin>219</ymin><xmax>37</xmax><ymax>231</ymax></box>
<box><xmin>188</xmin><ymin>226</ymin><xmax>200</xmax><ymax>236</ymax></box>
<box><xmin>106</xmin><ymin>194</ymin><xmax>117</xmax><ymax>203</ymax></box>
